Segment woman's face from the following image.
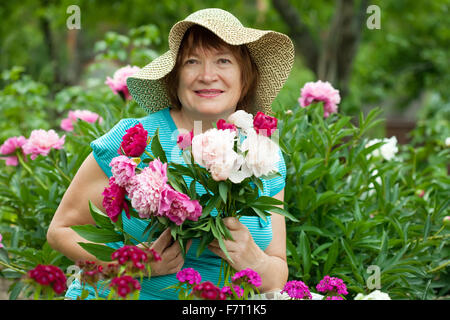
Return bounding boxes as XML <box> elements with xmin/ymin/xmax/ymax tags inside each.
<box><xmin>177</xmin><ymin>46</ymin><xmax>242</xmax><ymax>118</ymax></box>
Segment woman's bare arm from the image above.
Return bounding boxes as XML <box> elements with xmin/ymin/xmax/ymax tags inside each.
<box><xmin>47</xmin><ymin>152</ymin><xmax>113</xmax><ymax>267</ymax></box>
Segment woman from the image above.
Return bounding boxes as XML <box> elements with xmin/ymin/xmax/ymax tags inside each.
<box><xmin>47</xmin><ymin>8</ymin><xmax>295</xmax><ymax>300</ymax></box>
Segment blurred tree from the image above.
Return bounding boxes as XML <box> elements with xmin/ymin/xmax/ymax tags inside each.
<box><xmin>272</xmin><ymin>0</ymin><xmax>368</xmax><ymax>99</ymax></box>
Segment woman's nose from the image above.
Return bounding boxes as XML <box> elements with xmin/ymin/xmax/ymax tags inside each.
<box><xmin>198</xmin><ymin>61</ymin><xmax>217</xmax><ymax>82</ymax></box>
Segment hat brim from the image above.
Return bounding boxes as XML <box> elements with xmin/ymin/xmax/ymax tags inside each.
<box><xmin>127</xmin><ymin>16</ymin><xmax>294</xmax><ymax>115</ymax></box>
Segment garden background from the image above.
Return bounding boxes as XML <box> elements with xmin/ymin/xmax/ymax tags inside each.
<box><xmin>0</xmin><ymin>0</ymin><xmax>448</xmax><ymax>300</ymax></box>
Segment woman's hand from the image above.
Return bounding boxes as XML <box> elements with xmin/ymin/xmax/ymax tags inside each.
<box><xmin>207</xmin><ymin>217</ymin><xmax>267</xmax><ymax>272</ymax></box>
<box><xmin>138</xmin><ymin>228</ymin><xmax>192</xmax><ymax>277</ymax></box>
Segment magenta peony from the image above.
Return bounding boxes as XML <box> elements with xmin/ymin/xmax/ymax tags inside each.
<box><xmin>158</xmin><ymin>185</ymin><xmax>202</xmax><ymax>225</ymax></box>
<box><xmin>60</xmin><ymin>109</ymin><xmax>103</xmax><ymax>132</ymax></box>
<box><xmin>118</xmin><ymin>122</ymin><xmax>148</xmax><ymax>157</ymax></box>
<box><xmin>126</xmin><ymin>158</ymin><xmax>168</xmax><ymax>219</ymax></box>
<box><xmin>299</xmin><ymin>80</ymin><xmax>341</xmax><ymax>118</ymax></box>
<box><xmin>281</xmin><ymin>280</ymin><xmax>312</xmax><ymax>300</ymax></box>
<box><xmin>109</xmin><ymin>155</ymin><xmax>137</xmax><ymax>188</ymax></box>
<box><xmin>216</xmin><ymin>118</ymin><xmax>237</xmax><ymax>132</ymax></box>
<box><xmin>253</xmin><ymin>111</ymin><xmax>277</xmax><ymax>137</ymax></box>
<box><xmin>176</xmin><ymin>268</ymin><xmax>202</xmax><ymax>285</ymax></box>
<box><xmin>102</xmin><ymin>177</ymin><xmax>130</xmax><ymax>223</ymax></box>
<box><xmin>105</xmin><ymin>65</ymin><xmax>141</xmax><ymax>100</ymax></box>
<box><xmin>231</xmin><ymin>268</ymin><xmax>262</xmax><ymax>287</ymax></box>
<box><xmin>0</xmin><ymin>233</ymin><xmax>3</xmax><ymax>248</ymax></box>
<box><xmin>22</xmin><ymin>129</ymin><xmax>65</xmax><ymax>160</ymax></box>
<box><xmin>192</xmin><ymin>281</ymin><xmax>227</xmax><ymax>300</ymax></box>
<box><xmin>110</xmin><ymin>275</ymin><xmax>141</xmax><ymax>298</ymax></box>
<box><xmin>28</xmin><ymin>264</ymin><xmax>67</xmax><ymax>295</ymax></box>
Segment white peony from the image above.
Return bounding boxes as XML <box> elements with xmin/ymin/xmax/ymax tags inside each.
<box><xmin>354</xmin><ymin>290</ymin><xmax>391</xmax><ymax>300</ymax></box>
<box><xmin>366</xmin><ymin>136</ymin><xmax>398</xmax><ymax>161</ymax></box>
<box><xmin>240</xmin><ymin>128</ymin><xmax>280</xmax><ymax>178</ymax></box>
<box><xmin>227</xmin><ymin>110</ymin><xmax>254</xmax><ymax>130</ymax></box>
<box><xmin>191</xmin><ymin>128</ymin><xmax>242</xmax><ymax>182</ymax></box>
<box><xmin>445</xmin><ymin>137</ymin><xmax>450</xmax><ymax>147</ymax></box>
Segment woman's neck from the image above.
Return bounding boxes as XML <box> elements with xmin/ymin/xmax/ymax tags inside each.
<box><xmin>170</xmin><ymin>108</ymin><xmax>234</xmax><ymax>134</ymax></box>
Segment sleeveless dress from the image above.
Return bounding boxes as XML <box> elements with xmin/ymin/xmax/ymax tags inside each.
<box><xmin>65</xmin><ymin>107</ymin><xmax>286</xmax><ymax>300</ymax></box>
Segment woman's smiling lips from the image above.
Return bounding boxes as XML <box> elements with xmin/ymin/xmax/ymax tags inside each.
<box><xmin>194</xmin><ymin>89</ymin><xmax>224</xmax><ymax>98</ymax></box>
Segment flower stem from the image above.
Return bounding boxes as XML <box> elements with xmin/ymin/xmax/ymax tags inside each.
<box><xmin>48</xmin><ymin>153</ymin><xmax>72</xmax><ymax>183</ymax></box>
<box><xmin>0</xmin><ymin>260</ymin><xmax>27</xmax><ymax>274</ymax></box>
<box><xmin>16</xmin><ymin>153</ymin><xmax>48</xmax><ymax>191</ymax></box>
<box><xmin>144</xmin><ymin>150</ymin><xmax>155</xmax><ymax>160</ymax></box>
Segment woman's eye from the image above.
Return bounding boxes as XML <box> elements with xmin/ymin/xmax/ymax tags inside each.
<box><xmin>185</xmin><ymin>59</ymin><xmax>197</xmax><ymax>65</ymax></box>
<box><xmin>218</xmin><ymin>58</ymin><xmax>231</xmax><ymax>64</ymax></box>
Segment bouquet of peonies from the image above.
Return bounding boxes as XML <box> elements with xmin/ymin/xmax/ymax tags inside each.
<box><xmin>71</xmin><ymin>110</ymin><xmax>296</xmax><ymax>275</ymax></box>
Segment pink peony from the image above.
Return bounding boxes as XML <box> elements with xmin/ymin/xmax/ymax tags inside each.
<box><xmin>158</xmin><ymin>185</ymin><xmax>202</xmax><ymax>225</ymax></box>
<box><xmin>299</xmin><ymin>80</ymin><xmax>341</xmax><ymax>118</ymax></box>
<box><xmin>28</xmin><ymin>264</ymin><xmax>67</xmax><ymax>295</ymax></box>
<box><xmin>105</xmin><ymin>65</ymin><xmax>141</xmax><ymax>101</ymax></box>
<box><xmin>110</xmin><ymin>275</ymin><xmax>141</xmax><ymax>298</ymax></box>
<box><xmin>127</xmin><ymin>158</ymin><xmax>168</xmax><ymax>219</ymax></box>
<box><xmin>60</xmin><ymin>110</ymin><xmax>103</xmax><ymax>132</ymax></box>
<box><xmin>176</xmin><ymin>268</ymin><xmax>202</xmax><ymax>285</ymax></box>
<box><xmin>0</xmin><ymin>233</ymin><xmax>3</xmax><ymax>248</ymax></box>
<box><xmin>0</xmin><ymin>156</ymin><xmax>18</xmax><ymax>166</ymax></box>
<box><xmin>118</xmin><ymin>123</ymin><xmax>148</xmax><ymax>157</ymax></box>
<box><xmin>177</xmin><ymin>130</ymin><xmax>194</xmax><ymax>150</ymax></box>
<box><xmin>221</xmin><ymin>285</ymin><xmax>244</xmax><ymax>298</ymax></box>
<box><xmin>22</xmin><ymin>129</ymin><xmax>65</xmax><ymax>160</ymax></box>
<box><xmin>102</xmin><ymin>177</ymin><xmax>130</xmax><ymax>223</ymax></box>
<box><xmin>110</xmin><ymin>155</ymin><xmax>137</xmax><ymax>188</ymax></box>
<box><xmin>216</xmin><ymin>119</ymin><xmax>237</xmax><ymax>132</ymax></box>
<box><xmin>316</xmin><ymin>275</ymin><xmax>348</xmax><ymax>295</ymax></box>
<box><xmin>281</xmin><ymin>280</ymin><xmax>312</xmax><ymax>300</ymax></box>
<box><xmin>231</xmin><ymin>268</ymin><xmax>262</xmax><ymax>287</ymax></box>
<box><xmin>0</xmin><ymin>136</ymin><xmax>27</xmax><ymax>155</ymax></box>
<box><xmin>192</xmin><ymin>281</ymin><xmax>227</xmax><ymax>300</ymax></box>
<box><xmin>253</xmin><ymin>111</ymin><xmax>278</xmax><ymax>137</ymax></box>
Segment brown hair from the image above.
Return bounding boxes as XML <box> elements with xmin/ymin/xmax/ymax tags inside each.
<box><xmin>165</xmin><ymin>25</ymin><xmax>259</xmax><ymax>113</ymax></box>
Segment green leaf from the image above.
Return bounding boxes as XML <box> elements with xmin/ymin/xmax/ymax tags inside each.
<box><xmin>201</xmin><ymin>194</ymin><xmax>220</xmax><ymax>218</ymax></box>
<box><xmin>286</xmin><ymin>238</ymin><xmax>300</xmax><ymax>269</ymax></box>
<box><xmin>264</xmin><ymin>206</ymin><xmax>299</xmax><ymax>222</ymax></box>
<box><xmin>71</xmin><ymin>225</ymin><xmax>123</xmax><ymax>243</ymax></box>
<box><xmin>340</xmin><ymin>237</ymin><xmax>358</xmax><ymax>270</ymax></box>
<box><xmin>251</xmin><ymin>206</ymin><xmax>269</xmax><ymax>222</ymax></box>
<box><xmin>89</xmin><ymin>201</ymin><xmax>115</xmax><ymax>230</ymax></box>
<box><xmin>77</xmin><ymin>243</ymin><xmax>116</xmax><ymax>262</ymax></box>
<box><xmin>219</xmin><ymin>181</ymin><xmax>228</xmax><ymax>204</ymax></box>
<box><xmin>150</xmin><ymin>128</ymin><xmax>167</xmax><ymax>163</ymax></box>
<box><xmin>299</xmin><ymin>231</ymin><xmax>311</xmax><ymax>277</ymax></box>
<box><xmin>323</xmin><ymin>239</ymin><xmax>339</xmax><ymax>275</ymax></box>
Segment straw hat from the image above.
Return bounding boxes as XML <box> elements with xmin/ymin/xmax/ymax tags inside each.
<box><xmin>126</xmin><ymin>8</ymin><xmax>295</xmax><ymax>115</ymax></box>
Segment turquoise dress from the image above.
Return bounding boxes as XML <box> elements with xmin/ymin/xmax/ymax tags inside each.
<box><xmin>65</xmin><ymin>107</ymin><xmax>286</xmax><ymax>300</ymax></box>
